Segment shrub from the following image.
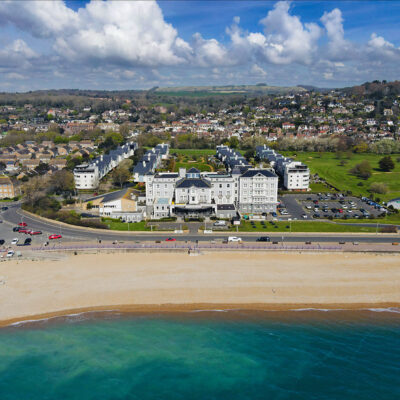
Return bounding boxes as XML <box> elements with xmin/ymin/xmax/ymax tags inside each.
<box><xmin>370</xmin><ymin>182</ymin><xmax>388</xmax><ymax>194</ymax></box>
<box><xmin>349</xmin><ymin>160</ymin><xmax>372</xmax><ymax>179</ymax></box>
<box><xmin>379</xmin><ymin>226</ymin><xmax>397</xmax><ymax>233</ymax></box>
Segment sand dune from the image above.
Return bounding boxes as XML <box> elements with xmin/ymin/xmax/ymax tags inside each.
<box><xmin>0</xmin><ymin>251</ymin><xmax>399</xmax><ymax>325</ymax></box>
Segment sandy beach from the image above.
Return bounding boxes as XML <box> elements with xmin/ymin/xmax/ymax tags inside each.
<box><xmin>0</xmin><ymin>251</ymin><xmax>399</xmax><ymax>325</ymax></box>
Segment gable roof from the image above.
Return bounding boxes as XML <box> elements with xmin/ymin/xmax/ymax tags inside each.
<box><xmin>176</xmin><ymin>178</ymin><xmax>211</xmax><ymax>189</ymax></box>
<box><xmin>240</xmin><ymin>169</ymin><xmax>277</xmax><ymax>178</ymax></box>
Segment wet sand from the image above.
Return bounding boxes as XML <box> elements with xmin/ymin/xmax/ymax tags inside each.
<box><xmin>0</xmin><ymin>251</ymin><xmax>399</xmax><ymax>326</ymax></box>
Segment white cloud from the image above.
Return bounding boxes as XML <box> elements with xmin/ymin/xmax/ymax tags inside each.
<box><xmin>257</xmin><ymin>1</ymin><xmax>322</xmax><ymax>64</ymax></box>
<box><xmin>0</xmin><ymin>0</ymin><xmax>78</xmax><ymax>38</ymax></box>
<box><xmin>6</xmin><ymin>72</ymin><xmax>27</xmax><ymax>80</ymax></box>
<box><xmin>0</xmin><ymin>39</ymin><xmax>37</xmax><ymax>68</ymax></box>
<box><xmin>320</xmin><ymin>8</ymin><xmax>353</xmax><ymax>60</ymax></box>
<box><xmin>251</xmin><ymin>64</ymin><xmax>268</xmax><ymax>77</ymax></box>
<box><xmin>0</xmin><ymin>0</ymin><xmax>191</xmax><ymax>67</ymax></box>
<box><xmin>367</xmin><ymin>33</ymin><xmax>400</xmax><ymax>60</ymax></box>
<box><xmin>191</xmin><ymin>33</ymin><xmax>230</xmax><ymax>67</ymax></box>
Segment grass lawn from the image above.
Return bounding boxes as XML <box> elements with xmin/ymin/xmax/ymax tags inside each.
<box><xmin>308</xmin><ymin>182</ymin><xmax>335</xmax><ymax>193</ymax></box>
<box><xmin>102</xmin><ymin>218</ymin><xmax>151</xmax><ymax>231</ymax></box>
<box><xmin>283</xmin><ymin>151</ymin><xmax>400</xmax><ymax>202</ymax></box>
<box><xmin>231</xmin><ymin>220</ymin><xmax>376</xmax><ymax>233</ymax></box>
<box><xmin>174</xmin><ymin>162</ymin><xmax>213</xmax><ymax>172</ymax></box>
<box><xmin>170</xmin><ymin>149</ymin><xmax>216</xmax><ymax>156</ymax></box>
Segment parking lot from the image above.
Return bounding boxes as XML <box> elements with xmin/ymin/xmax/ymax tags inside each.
<box><xmin>278</xmin><ymin>193</ymin><xmax>386</xmax><ymax>221</ymax></box>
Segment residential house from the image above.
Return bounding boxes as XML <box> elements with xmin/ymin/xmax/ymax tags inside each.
<box><xmin>0</xmin><ymin>175</ymin><xmax>15</xmax><ymax>198</ymax></box>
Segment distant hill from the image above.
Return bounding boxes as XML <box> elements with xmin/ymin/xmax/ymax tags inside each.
<box><xmin>153</xmin><ymin>84</ymin><xmax>307</xmax><ymax>96</ymax></box>
<box><xmin>343</xmin><ymin>80</ymin><xmax>400</xmax><ymax>99</ymax></box>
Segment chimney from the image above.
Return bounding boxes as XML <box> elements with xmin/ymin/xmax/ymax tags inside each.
<box><xmin>179</xmin><ymin>167</ymin><xmax>186</xmax><ymax>178</ymax></box>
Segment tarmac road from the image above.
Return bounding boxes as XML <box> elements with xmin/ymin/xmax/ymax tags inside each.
<box><xmin>1</xmin><ymin>202</ymin><xmax>399</xmax><ymax>244</ymax></box>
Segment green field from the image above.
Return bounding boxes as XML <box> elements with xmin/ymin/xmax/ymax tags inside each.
<box><xmin>231</xmin><ymin>220</ymin><xmax>377</xmax><ymax>233</ymax></box>
<box><xmin>155</xmin><ymin>91</ymin><xmax>233</xmax><ymax>98</ymax></box>
<box><xmin>283</xmin><ymin>152</ymin><xmax>400</xmax><ymax>202</ymax></box>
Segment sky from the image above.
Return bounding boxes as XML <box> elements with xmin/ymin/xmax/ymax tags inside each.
<box><xmin>0</xmin><ymin>0</ymin><xmax>399</xmax><ymax>92</ymax></box>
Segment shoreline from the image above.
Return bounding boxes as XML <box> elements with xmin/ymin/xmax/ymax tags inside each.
<box><xmin>2</xmin><ymin>302</ymin><xmax>400</xmax><ymax>328</ymax></box>
<box><xmin>1</xmin><ymin>251</ymin><xmax>399</xmax><ymax>327</ymax></box>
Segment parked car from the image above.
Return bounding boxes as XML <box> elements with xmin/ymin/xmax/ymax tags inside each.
<box><xmin>228</xmin><ymin>236</ymin><xmax>242</xmax><ymax>242</ymax></box>
<box><xmin>18</xmin><ymin>229</ymin><xmax>30</xmax><ymax>234</ymax></box>
<box><xmin>271</xmin><ymin>212</ymin><xmax>277</xmax><ymax>217</ymax></box>
<box><xmin>6</xmin><ymin>250</ymin><xmax>14</xmax><ymax>258</ymax></box>
<box><xmin>165</xmin><ymin>237</ymin><xmax>176</xmax><ymax>242</ymax></box>
<box><xmin>49</xmin><ymin>234</ymin><xmax>62</xmax><ymax>240</ymax></box>
<box><xmin>11</xmin><ymin>238</ymin><xmax>19</xmax><ymax>245</ymax></box>
<box><xmin>12</xmin><ymin>227</ymin><xmax>21</xmax><ymax>232</ymax></box>
<box><xmin>0</xmin><ymin>239</ymin><xmax>5</xmax><ymax>245</ymax></box>
<box><xmin>256</xmin><ymin>236</ymin><xmax>271</xmax><ymax>242</ymax></box>
<box><xmin>24</xmin><ymin>238</ymin><xmax>32</xmax><ymax>245</ymax></box>
<box><xmin>1</xmin><ymin>206</ymin><xmax>8</xmax><ymax>211</ymax></box>
<box><xmin>213</xmin><ymin>221</ymin><xmax>226</xmax><ymax>226</ymax></box>
<box><xmin>18</xmin><ymin>222</ymin><xmax>27</xmax><ymax>227</ymax></box>
<box><xmin>30</xmin><ymin>231</ymin><xmax>42</xmax><ymax>235</ymax></box>
<box><xmin>302</xmin><ymin>214</ymin><xmax>308</xmax><ymax>219</ymax></box>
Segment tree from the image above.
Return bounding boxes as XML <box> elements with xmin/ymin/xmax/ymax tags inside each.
<box><xmin>112</xmin><ymin>165</ymin><xmax>131</xmax><ymax>188</ymax></box>
<box><xmin>229</xmin><ymin>136</ymin><xmax>239</xmax><ymax>149</ymax></box>
<box><xmin>34</xmin><ymin>162</ymin><xmax>50</xmax><ymax>175</ymax></box>
<box><xmin>378</xmin><ymin>155</ymin><xmax>395</xmax><ymax>171</ymax></box>
<box><xmin>370</xmin><ymin>182</ymin><xmax>388</xmax><ymax>194</ymax></box>
<box><xmin>353</xmin><ymin>141</ymin><xmax>368</xmax><ymax>153</ymax></box>
<box><xmin>349</xmin><ymin>160</ymin><xmax>372</xmax><ymax>179</ymax></box>
<box><xmin>50</xmin><ymin>170</ymin><xmax>75</xmax><ymax>194</ymax></box>
<box><xmin>21</xmin><ymin>175</ymin><xmax>49</xmax><ymax>206</ymax></box>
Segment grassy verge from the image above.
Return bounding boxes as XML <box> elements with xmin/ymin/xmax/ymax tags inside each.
<box><xmin>230</xmin><ymin>220</ymin><xmax>377</xmax><ymax>233</ymax></box>
<box><xmin>102</xmin><ymin>218</ymin><xmax>151</xmax><ymax>231</ymax></box>
<box><xmin>334</xmin><ymin>214</ymin><xmax>400</xmax><ymax>225</ymax></box>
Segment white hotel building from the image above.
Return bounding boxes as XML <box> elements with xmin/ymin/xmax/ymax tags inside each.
<box><xmin>144</xmin><ymin>166</ymin><xmax>278</xmax><ymax>219</ymax></box>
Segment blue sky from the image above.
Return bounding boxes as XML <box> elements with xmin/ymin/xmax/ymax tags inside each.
<box><xmin>0</xmin><ymin>0</ymin><xmax>399</xmax><ymax>91</ymax></box>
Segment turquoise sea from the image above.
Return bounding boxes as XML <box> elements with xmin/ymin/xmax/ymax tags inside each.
<box><xmin>0</xmin><ymin>310</ymin><xmax>399</xmax><ymax>400</ymax></box>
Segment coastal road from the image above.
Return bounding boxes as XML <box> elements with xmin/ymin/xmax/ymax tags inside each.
<box><xmin>1</xmin><ymin>203</ymin><xmax>400</xmax><ymax>245</ymax></box>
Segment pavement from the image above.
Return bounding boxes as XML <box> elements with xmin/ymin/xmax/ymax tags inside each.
<box><xmin>1</xmin><ymin>202</ymin><xmax>400</xmax><ymax>248</ymax></box>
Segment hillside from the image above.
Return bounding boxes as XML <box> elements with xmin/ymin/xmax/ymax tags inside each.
<box><xmin>153</xmin><ymin>84</ymin><xmax>307</xmax><ymax>96</ymax></box>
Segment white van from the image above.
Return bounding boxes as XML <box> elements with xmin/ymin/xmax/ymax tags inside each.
<box><xmin>228</xmin><ymin>236</ymin><xmax>242</xmax><ymax>242</ymax></box>
<box><xmin>213</xmin><ymin>221</ymin><xmax>226</xmax><ymax>226</ymax></box>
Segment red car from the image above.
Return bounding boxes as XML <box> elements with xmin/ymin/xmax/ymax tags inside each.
<box><xmin>165</xmin><ymin>238</ymin><xmax>176</xmax><ymax>242</ymax></box>
<box><xmin>18</xmin><ymin>222</ymin><xmax>27</xmax><ymax>227</ymax></box>
<box><xmin>49</xmin><ymin>234</ymin><xmax>62</xmax><ymax>240</ymax></box>
<box><xmin>30</xmin><ymin>231</ymin><xmax>42</xmax><ymax>235</ymax></box>
<box><xmin>18</xmin><ymin>229</ymin><xmax>30</xmax><ymax>234</ymax></box>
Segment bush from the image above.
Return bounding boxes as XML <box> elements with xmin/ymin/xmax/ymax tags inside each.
<box><xmin>79</xmin><ymin>220</ymin><xmax>109</xmax><ymax>229</ymax></box>
<box><xmin>379</xmin><ymin>226</ymin><xmax>397</xmax><ymax>233</ymax></box>
<box><xmin>370</xmin><ymin>182</ymin><xmax>388</xmax><ymax>194</ymax></box>
<box><xmin>349</xmin><ymin>160</ymin><xmax>372</xmax><ymax>179</ymax></box>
